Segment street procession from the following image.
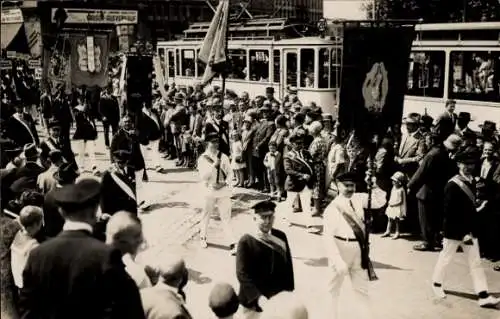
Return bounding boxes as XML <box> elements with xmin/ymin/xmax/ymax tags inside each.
<box><xmin>2</xmin><ymin>0</ymin><xmax>500</xmax><ymax>318</ymax></box>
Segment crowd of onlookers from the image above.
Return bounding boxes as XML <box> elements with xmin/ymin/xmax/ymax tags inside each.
<box><xmin>1</xmin><ymin>77</ymin><xmax>500</xmax><ymax>318</ymax></box>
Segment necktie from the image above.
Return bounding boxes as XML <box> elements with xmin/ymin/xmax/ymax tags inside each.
<box><xmin>349</xmin><ymin>199</ymin><xmax>355</xmax><ymax>212</ymax></box>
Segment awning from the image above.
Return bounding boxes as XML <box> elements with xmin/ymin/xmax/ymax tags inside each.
<box><xmin>1</xmin><ymin>23</ymin><xmax>23</xmax><ymax>49</ymax></box>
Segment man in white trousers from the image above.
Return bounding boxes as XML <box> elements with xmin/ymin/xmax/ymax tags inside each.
<box><xmin>140</xmin><ymin>102</ymin><xmax>165</xmax><ymax>173</ymax></box>
<box><xmin>431</xmin><ymin>148</ymin><xmax>500</xmax><ymax>308</ymax></box>
<box><xmin>197</xmin><ymin>132</ymin><xmax>236</xmax><ymax>255</ymax></box>
<box><xmin>323</xmin><ymin>170</ymin><xmax>387</xmax><ymax>319</ymax></box>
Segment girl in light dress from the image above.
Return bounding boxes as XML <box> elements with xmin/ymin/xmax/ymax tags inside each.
<box><xmin>230</xmin><ymin>131</ymin><xmax>246</xmax><ymax>187</ymax></box>
<box><xmin>382</xmin><ymin>171</ymin><xmax>407</xmax><ymax>240</ymax></box>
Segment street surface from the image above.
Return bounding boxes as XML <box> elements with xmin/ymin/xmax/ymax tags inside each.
<box><xmin>42</xmin><ymin>125</ymin><xmax>500</xmax><ymax>319</ymax></box>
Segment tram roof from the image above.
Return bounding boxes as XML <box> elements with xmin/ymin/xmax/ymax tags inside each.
<box><xmin>157</xmin><ymin>36</ymin><xmax>338</xmax><ymax>47</ymax></box>
<box><xmin>415</xmin><ymin>21</ymin><xmax>500</xmax><ymax>31</ymax></box>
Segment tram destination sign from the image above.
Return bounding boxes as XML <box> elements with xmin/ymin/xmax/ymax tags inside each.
<box><xmin>51</xmin><ymin>8</ymin><xmax>138</xmax><ymax>25</ymax></box>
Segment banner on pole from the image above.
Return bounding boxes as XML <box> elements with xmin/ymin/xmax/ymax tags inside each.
<box><xmin>338</xmin><ymin>24</ymin><xmax>415</xmax><ymax>147</ymax></box>
<box><xmin>69</xmin><ymin>34</ymin><xmax>110</xmax><ymax>88</ymax></box>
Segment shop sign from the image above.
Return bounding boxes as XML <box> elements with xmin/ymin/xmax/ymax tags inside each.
<box><xmin>1</xmin><ymin>9</ymin><xmax>23</xmax><ymax>24</ymax></box>
<box><xmin>0</xmin><ymin>60</ymin><xmax>13</xmax><ymax>70</ymax></box>
<box><xmin>51</xmin><ymin>8</ymin><xmax>138</xmax><ymax>25</ymax></box>
<box><xmin>28</xmin><ymin>59</ymin><xmax>41</xmax><ymax>68</ymax></box>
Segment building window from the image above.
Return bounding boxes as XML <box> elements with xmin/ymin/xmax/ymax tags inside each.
<box><xmin>197</xmin><ymin>49</ymin><xmax>205</xmax><ymax>78</ymax></box>
<box><xmin>319</xmin><ymin>48</ymin><xmax>329</xmax><ymax>88</ymax></box>
<box><xmin>181</xmin><ymin>49</ymin><xmax>195</xmax><ymax>77</ymax></box>
<box><xmin>449</xmin><ymin>51</ymin><xmax>499</xmax><ymax>102</ymax></box>
<box><xmin>228</xmin><ymin>49</ymin><xmax>247</xmax><ymax>80</ymax></box>
<box><xmin>330</xmin><ymin>48</ymin><xmax>341</xmax><ymax>89</ymax></box>
<box><xmin>300</xmin><ymin>49</ymin><xmax>314</xmax><ymax>88</ymax></box>
<box><xmin>167</xmin><ymin>50</ymin><xmax>175</xmax><ymax>78</ymax></box>
<box><xmin>286</xmin><ymin>51</ymin><xmax>297</xmax><ymax>87</ymax></box>
<box><xmin>273</xmin><ymin>49</ymin><xmax>280</xmax><ymax>83</ymax></box>
<box><xmin>249</xmin><ymin>50</ymin><xmax>269</xmax><ymax>82</ymax></box>
<box><xmin>407</xmin><ymin>51</ymin><xmax>445</xmax><ymax>98</ymax></box>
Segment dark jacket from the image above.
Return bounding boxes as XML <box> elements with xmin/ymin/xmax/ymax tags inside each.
<box><xmin>408</xmin><ymin>145</ymin><xmax>457</xmax><ymax>202</ymax></box>
<box><xmin>283</xmin><ymin>149</ymin><xmax>315</xmax><ymax>192</ymax></box>
<box><xmin>204</xmin><ymin>120</ymin><xmax>230</xmax><ymax>156</ymax></box>
<box><xmin>40</xmin><ymin>137</ymin><xmax>75</xmax><ymax>168</ymax></box>
<box><xmin>100</xmin><ymin>169</ymin><xmax>137</xmax><ymax>216</ymax></box>
<box><xmin>41</xmin><ymin>188</ymin><xmax>65</xmax><ymax>238</ymax></box>
<box><xmin>138</xmin><ymin>108</ymin><xmax>163</xmax><ymax>143</ymax></box>
<box><xmin>73</xmin><ymin>110</ymin><xmax>97</xmax><ymax>141</ymax></box>
<box><xmin>98</xmin><ymin>95</ymin><xmax>120</xmax><ymax>125</ymax></box>
<box><xmin>18</xmin><ymin>230</ymin><xmax>145</xmax><ymax>319</ymax></box>
<box><xmin>252</xmin><ymin>120</ymin><xmax>276</xmax><ymax>158</ymax></box>
<box><xmin>6</xmin><ymin>113</ymin><xmax>39</xmax><ymax>147</ymax></box>
<box><xmin>442</xmin><ymin>176</ymin><xmax>478</xmax><ymax>240</ymax></box>
<box><xmin>40</xmin><ymin>94</ymin><xmax>52</xmax><ymax>119</ymax></box>
<box><xmin>110</xmin><ymin>129</ymin><xmax>145</xmax><ymax>172</ymax></box>
<box><xmin>236</xmin><ymin>228</ymin><xmax>294</xmax><ymax>310</ymax></box>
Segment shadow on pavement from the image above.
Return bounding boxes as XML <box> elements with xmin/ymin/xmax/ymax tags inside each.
<box><xmin>188</xmin><ymin>268</ymin><xmax>213</xmax><ymax>285</ymax></box>
<box><xmin>372</xmin><ymin>260</ymin><xmax>407</xmax><ymax>270</ymax></box>
<box><xmin>149</xmin><ymin>180</ymin><xmax>198</xmax><ymax>185</ymax></box>
<box><xmin>161</xmin><ymin>168</ymin><xmax>195</xmax><ymax>174</ymax></box>
<box><xmin>143</xmin><ymin>201</ymin><xmax>190</xmax><ymax>213</ymax></box>
<box><xmin>232</xmin><ymin>192</ymin><xmax>271</xmax><ymax>203</ymax></box>
<box><xmin>302</xmin><ymin>257</ymin><xmax>328</xmax><ymax>267</ymax></box>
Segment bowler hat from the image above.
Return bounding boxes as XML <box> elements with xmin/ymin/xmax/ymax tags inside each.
<box><xmin>458</xmin><ymin>112</ymin><xmax>471</xmax><ymax>122</ymax></box>
<box><xmin>52</xmin><ymin>178</ymin><xmax>101</xmax><ymax>210</ymax></box>
<box><xmin>174</xmin><ymin>92</ymin><xmax>185</xmax><ymax>101</ymax></box>
<box><xmin>10</xmin><ymin>176</ymin><xmax>35</xmax><ymax>194</ymax></box>
<box><xmin>287</xmin><ymin>86</ymin><xmax>298</xmax><ymax>94</ymax></box>
<box><xmin>266</xmin><ymin>87</ymin><xmax>274</xmax><ymax>94</ymax></box>
<box><xmin>454</xmin><ymin>148</ymin><xmax>479</xmax><ymax>164</ymax></box>
<box><xmin>251</xmin><ymin>200</ymin><xmax>277</xmax><ymax>214</ymax></box>
<box><xmin>53</xmin><ymin>162</ymin><xmax>80</xmax><ymax>184</ymax></box>
<box><xmin>208</xmin><ymin>283</ymin><xmax>239</xmax><ymax>318</ymax></box>
<box><xmin>479</xmin><ymin>120</ymin><xmax>497</xmax><ymax>131</ymax></box>
<box><xmin>23</xmin><ymin>143</ymin><xmax>40</xmax><ymax>159</ymax></box>
<box><xmin>336</xmin><ymin>171</ymin><xmax>358</xmax><ymax>183</ymax></box>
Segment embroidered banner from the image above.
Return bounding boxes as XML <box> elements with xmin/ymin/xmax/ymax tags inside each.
<box><xmin>70</xmin><ymin>34</ymin><xmax>110</xmax><ymax>88</ymax></box>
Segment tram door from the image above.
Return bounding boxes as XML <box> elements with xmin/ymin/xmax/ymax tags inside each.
<box><xmin>166</xmin><ymin>50</ymin><xmax>175</xmax><ymax>83</ymax></box>
<box><xmin>283</xmin><ymin>49</ymin><xmax>298</xmax><ymax>93</ymax></box>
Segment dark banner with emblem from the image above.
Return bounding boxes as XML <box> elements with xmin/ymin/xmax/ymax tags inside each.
<box><xmin>69</xmin><ymin>34</ymin><xmax>110</xmax><ymax>88</ymax></box>
<box><xmin>338</xmin><ymin>25</ymin><xmax>415</xmax><ymax>147</ymax></box>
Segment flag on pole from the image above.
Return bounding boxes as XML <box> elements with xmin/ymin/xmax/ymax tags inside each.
<box><xmin>198</xmin><ymin>0</ymin><xmax>230</xmax><ymax>85</ymax></box>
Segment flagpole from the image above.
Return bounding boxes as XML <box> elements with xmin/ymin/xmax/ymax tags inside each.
<box><xmin>216</xmin><ymin>0</ymin><xmax>230</xmax><ymax>182</ymax></box>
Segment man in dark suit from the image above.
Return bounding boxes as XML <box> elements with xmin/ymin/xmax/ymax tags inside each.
<box><xmin>99</xmin><ymin>90</ymin><xmax>120</xmax><ymax>148</ymax></box>
<box><xmin>40</xmin><ymin>89</ymin><xmax>52</xmax><ymax>130</ymax></box>
<box><xmin>236</xmin><ymin>200</ymin><xmax>294</xmax><ymax>314</ymax></box>
<box><xmin>431</xmin><ymin>149</ymin><xmax>500</xmax><ymax>308</ymax></box>
<box><xmin>252</xmin><ymin>106</ymin><xmax>276</xmax><ymax>191</ymax></box>
<box><xmin>455</xmin><ymin>112</ymin><xmax>475</xmax><ymax>138</ymax></box>
<box><xmin>51</xmin><ymin>92</ymin><xmax>74</xmax><ymax>146</ymax></box>
<box><xmin>6</xmin><ymin>102</ymin><xmax>39</xmax><ymax>147</ymax></box>
<box><xmin>19</xmin><ymin>179</ymin><xmax>145</xmax><ymax>319</ymax></box>
<box><xmin>434</xmin><ymin>99</ymin><xmax>457</xmax><ymax>142</ymax></box>
<box><xmin>408</xmin><ymin>133</ymin><xmax>460</xmax><ymax>252</ymax></box>
<box><xmin>395</xmin><ymin>113</ymin><xmax>426</xmax><ymax>179</ymax></box>
<box><xmin>40</xmin><ymin>119</ymin><xmax>76</xmax><ymax>169</ymax></box>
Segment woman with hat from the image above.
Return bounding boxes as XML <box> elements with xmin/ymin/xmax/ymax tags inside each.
<box><xmin>308</xmin><ymin>121</ymin><xmax>329</xmax><ymax>218</ymax></box>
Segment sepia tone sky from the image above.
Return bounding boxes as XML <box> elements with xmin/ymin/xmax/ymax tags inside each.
<box><xmin>323</xmin><ymin>0</ymin><xmax>367</xmax><ymax>19</ymax></box>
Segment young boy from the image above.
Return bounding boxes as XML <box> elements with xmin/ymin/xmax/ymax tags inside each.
<box><xmin>11</xmin><ymin>205</ymin><xmax>44</xmax><ymax>289</ymax></box>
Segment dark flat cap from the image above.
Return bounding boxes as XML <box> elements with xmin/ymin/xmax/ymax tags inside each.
<box><xmin>336</xmin><ymin>171</ymin><xmax>358</xmax><ymax>183</ymax></box>
<box><xmin>454</xmin><ymin>148</ymin><xmax>480</xmax><ymax>164</ymax></box>
<box><xmin>458</xmin><ymin>112</ymin><xmax>471</xmax><ymax>122</ymax></box>
<box><xmin>266</xmin><ymin>87</ymin><xmax>274</xmax><ymax>93</ymax></box>
<box><xmin>52</xmin><ymin>178</ymin><xmax>101</xmax><ymax>209</ymax></box>
<box><xmin>205</xmin><ymin>132</ymin><xmax>219</xmax><ymax>143</ymax></box>
<box><xmin>251</xmin><ymin>200</ymin><xmax>276</xmax><ymax>214</ymax></box>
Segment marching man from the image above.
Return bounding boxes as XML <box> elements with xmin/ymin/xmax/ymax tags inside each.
<box><xmin>197</xmin><ymin>132</ymin><xmax>236</xmax><ymax>255</ymax></box>
<box><xmin>323</xmin><ymin>169</ymin><xmax>387</xmax><ymax>319</ymax></box>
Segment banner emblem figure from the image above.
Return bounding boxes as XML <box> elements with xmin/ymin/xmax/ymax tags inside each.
<box><xmin>362</xmin><ymin>62</ymin><xmax>388</xmax><ymax>114</ymax></box>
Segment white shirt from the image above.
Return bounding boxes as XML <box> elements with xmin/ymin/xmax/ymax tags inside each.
<box><xmin>62</xmin><ymin>220</ymin><xmax>93</xmax><ymax>233</ymax></box>
<box><xmin>122</xmin><ymin>253</ymin><xmax>152</xmax><ymax>289</ymax></box>
<box><xmin>323</xmin><ymin>188</ymin><xmax>386</xmax><ymax>264</ymax></box>
<box><xmin>11</xmin><ymin>230</ymin><xmax>39</xmax><ymax>288</ymax></box>
<box><xmin>480</xmin><ymin>159</ymin><xmax>493</xmax><ymax>179</ymax></box>
<box><xmin>197</xmin><ymin>150</ymin><xmax>232</xmax><ymax>197</ymax></box>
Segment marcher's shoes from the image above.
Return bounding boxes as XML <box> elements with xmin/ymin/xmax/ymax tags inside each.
<box><xmin>478</xmin><ymin>295</ymin><xmax>500</xmax><ymax>308</ymax></box>
<box><xmin>200</xmin><ymin>237</ymin><xmax>208</xmax><ymax>249</ymax></box>
<box><xmin>432</xmin><ymin>283</ymin><xmax>446</xmax><ymax>299</ymax></box>
<box><xmin>381</xmin><ymin>232</ymin><xmax>391</xmax><ymax>238</ymax></box>
<box><xmin>229</xmin><ymin>244</ymin><xmax>237</xmax><ymax>256</ymax></box>
<box><xmin>413</xmin><ymin>243</ymin><xmax>435</xmax><ymax>252</ymax></box>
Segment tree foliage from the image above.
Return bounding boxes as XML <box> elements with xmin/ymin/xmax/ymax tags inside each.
<box><xmin>362</xmin><ymin>0</ymin><xmax>500</xmax><ymax>22</ymax></box>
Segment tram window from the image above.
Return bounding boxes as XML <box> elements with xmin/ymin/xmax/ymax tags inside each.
<box><xmin>176</xmin><ymin>49</ymin><xmax>181</xmax><ymax>76</ymax></box>
<box><xmin>300</xmin><ymin>49</ymin><xmax>314</xmax><ymax>88</ymax></box>
<box><xmin>449</xmin><ymin>51</ymin><xmax>499</xmax><ymax>103</ymax></box>
<box><xmin>158</xmin><ymin>48</ymin><xmax>166</xmax><ymax>78</ymax></box>
<box><xmin>197</xmin><ymin>49</ymin><xmax>205</xmax><ymax>78</ymax></box>
<box><xmin>249</xmin><ymin>50</ymin><xmax>269</xmax><ymax>82</ymax></box>
<box><xmin>168</xmin><ymin>51</ymin><xmax>175</xmax><ymax>77</ymax></box>
<box><xmin>330</xmin><ymin>48</ymin><xmax>342</xmax><ymax>89</ymax></box>
<box><xmin>181</xmin><ymin>49</ymin><xmax>195</xmax><ymax>77</ymax></box>
<box><xmin>228</xmin><ymin>49</ymin><xmax>246</xmax><ymax>80</ymax></box>
<box><xmin>273</xmin><ymin>50</ymin><xmax>280</xmax><ymax>83</ymax></box>
<box><xmin>319</xmin><ymin>48</ymin><xmax>329</xmax><ymax>89</ymax></box>
<box><xmin>407</xmin><ymin>51</ymin><xmax>445</xmax><ymax>98</ymax></box>
<box><xmin>286</xmin><ymin>52</ymin><xmax>297</xmax><ymax>87</ymax></box>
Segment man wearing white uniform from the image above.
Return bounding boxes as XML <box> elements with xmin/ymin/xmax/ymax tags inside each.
<box><xmin>323</xmin><ymin>170</ymin><xmax>386</xmax><ymax>319</ymax></box>
<box><xmin>197</xmin><ymin>132</ymin><xmax>236</xmax><ymax>255</ymax></box>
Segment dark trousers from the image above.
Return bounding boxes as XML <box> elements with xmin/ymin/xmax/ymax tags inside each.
<box><xmin>252</xmin><ymin>156</ymin><xmax>269</xmax><ymax>190</ymax></box>
<box><xmin>102</xmin><ymin>121</ymin><xmax>118</xmax><ymax>147</ymax></box>
<box><xmin>418</xmin><ymin>199</ymin><xmax>442</xmax><ymax>247</ymax></box>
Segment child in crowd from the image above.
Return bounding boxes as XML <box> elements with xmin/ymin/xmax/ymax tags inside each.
<box><xmin>382</xmin><ymin>171</ymin><xmax>407</xmax><ymax>240</ymax></box>
<box><xmin>11</xmin><ymin>205</ymin><xmax>44</xmax><ymax>289</ymax></box>
<box><xmin>180</xmin><ymin>125</ymin><xmax>194</xmax><ymax>168</ymax></box>
<box><xmin>230</xmin><ymin>131</ymin><xmax>246</xmax><ymax>187</ymax></box>
<box><xmin>264</xmin><ymin>141</ymin><xmax>282</xmax><ymax>198</ymax></box>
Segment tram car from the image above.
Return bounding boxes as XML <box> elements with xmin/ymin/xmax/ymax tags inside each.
<box><xmin>156</xmin><ymin>20</ymin><xmax>500</xmax><ymax>129</ymax></box>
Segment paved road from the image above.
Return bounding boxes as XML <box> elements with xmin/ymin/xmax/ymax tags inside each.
<box><xmin>41</xmin><ymin>125</ymin><xmax>500</xmax><ymax>319</ymax></box>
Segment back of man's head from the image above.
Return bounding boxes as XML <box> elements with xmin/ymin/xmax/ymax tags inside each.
<box><xmin>146</xmin><ymin>255</ymin><xmax>187</xmax><ymax>289</ymax></box>
<box><xmin>105</xmin><ymin>211</ymin><xmax>142</xmax><ymax>255</ymax></box>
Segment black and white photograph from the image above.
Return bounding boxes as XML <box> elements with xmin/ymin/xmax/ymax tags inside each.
<box><xmin>1</xmin><ymin>0</ymin><xmax>499</xmax><ymax>318</ymax></box>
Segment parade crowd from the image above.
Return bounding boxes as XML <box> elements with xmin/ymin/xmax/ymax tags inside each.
<box><xmin>1</xmin><ymin>77</ymin><xmax>500</xmax><ymax>318</ymax></box>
